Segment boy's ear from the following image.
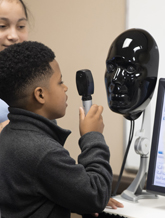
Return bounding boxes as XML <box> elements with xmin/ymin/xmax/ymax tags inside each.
<box><xmin>33</xmin><ymin>87</ymin><xmax>46</xmax><ymax>104</ymax></box>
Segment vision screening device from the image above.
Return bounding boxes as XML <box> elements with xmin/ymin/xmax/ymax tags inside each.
<box><xmin>76</xmin><ymin>69</ymin><xmax>94</xmax><ymax>115</ymax></box>
<box><xmin>105</xmin><ymin>28</ymin><xmax>159</xmax><ymax>202</ymax></box>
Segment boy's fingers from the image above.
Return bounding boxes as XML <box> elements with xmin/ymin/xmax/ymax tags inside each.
<box><xmin>107</xmin><ymin>198</ymin><xmax>124</xmax><ymax>209</ymax></box>
<box><xmin>79</xmin><ymin>107</ymin><xmax>85</xmax><ymax>121</ymax></box>
<box><xmin>98</xmin><ymin>105</ymin><xmax>103</xmax><ymax>114</ymax></box>
<box><xmin>87</xmin><ymin>105</ymin><xmax>103</xmax><ymax>117</ymax></box>
<box><xmin>93</xmin><ymin>105</ymin><xmax>103</xmax><ymax>119</ymax></box>
<box><xmin>87</xmin><ymin>104</ymin><xmax>98</xmax><ymax>115</ymax></box>
<box><xmin>110</xmin><ymin>198</ymin><xmax>124</xmax><ymax>207</ymax></box>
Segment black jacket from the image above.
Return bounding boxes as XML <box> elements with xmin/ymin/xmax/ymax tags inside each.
<box><xmin>0</xmin><ymin>108</ymin><xmax>112</xmax><ymax>218</ymax></box>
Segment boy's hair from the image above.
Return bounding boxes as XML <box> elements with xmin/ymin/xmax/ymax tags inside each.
<box><xmin>0</xmin><ymin>41</ymin><xmax>55</xmax><ymax>106</ymax></box>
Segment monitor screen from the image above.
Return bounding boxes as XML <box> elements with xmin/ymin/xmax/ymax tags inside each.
<box><xmin>147</xmin><ymin>78</ymin><xmax>165</xmax><ymax>196</ymax></box>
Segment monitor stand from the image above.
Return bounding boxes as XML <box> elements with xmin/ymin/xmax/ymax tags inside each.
<box><xmin>121</xmin><ymin>155</ymin><xmax>158</xmax><ymax>202</ymax></box>
<box><xmin>121</xmin><ymin>105</ymin><xmax>158</xmax><ymax>202</ymax></box>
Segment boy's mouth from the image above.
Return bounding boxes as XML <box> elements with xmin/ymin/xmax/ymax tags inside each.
<box><xmin>66</xmin><ymin>96</ymin><xmax>68</xmax><ymax>106</ymax></box>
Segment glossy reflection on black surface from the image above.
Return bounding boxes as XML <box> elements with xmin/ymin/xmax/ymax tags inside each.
<box><xmin>105</xmin><ymin>28</ymin><xmax>159</xmax><ymax>120</ymax></box>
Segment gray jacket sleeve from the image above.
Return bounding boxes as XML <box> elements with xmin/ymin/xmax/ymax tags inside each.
<box><xmin>36</xmin><ymin>131</ymin><xmax>112</xmax><ymax>214</ymax></box>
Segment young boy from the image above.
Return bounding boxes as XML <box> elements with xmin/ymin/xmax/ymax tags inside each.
<box><xmin>0</xmin><ymin>41</ymin><xmax>112</xmax><ymax>218</ymax></box>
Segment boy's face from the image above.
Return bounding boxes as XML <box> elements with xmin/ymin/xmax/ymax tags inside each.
<box><xmin>43</xmin><ymin>59</ymin><xmax>68</xmax><ymax>120</ymax></box>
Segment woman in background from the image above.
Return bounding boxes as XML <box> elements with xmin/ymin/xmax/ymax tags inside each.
<box><xmin>0</xmin><ymin>0</ymin><xmax>28</xmax><ymax>132</ymax></box>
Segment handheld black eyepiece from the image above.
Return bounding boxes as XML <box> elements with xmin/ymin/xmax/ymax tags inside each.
<box><xmin>76</xmin><ymin>69</ymin><xmax>94</xmax><ymax>115</ymax></box>
<box><xmin>76</xmin><ymin>69</ymin><xmax>94</xmax><ymax>100</ymax></box>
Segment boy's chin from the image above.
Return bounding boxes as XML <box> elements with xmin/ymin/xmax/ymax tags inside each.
<box><xmin>52</xmin><ymin>112</ymin><xmax>66</xmax><ymax>120</ymax></box>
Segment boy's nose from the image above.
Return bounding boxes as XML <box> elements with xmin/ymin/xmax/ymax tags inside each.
<box><xmin>64</xmin><ymin>84</ymin><xmax>68</xmax><ymax>92</ymax></box>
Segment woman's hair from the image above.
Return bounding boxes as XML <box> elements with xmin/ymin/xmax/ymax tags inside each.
<box><xmin>19</xmin><ymin>0</ymin><xmax>29</xmax><ymax>20</ymax></box>
<box><xmin>0</xmin><ymin>41</ymin><xmax>55</xmax><ymax>106</ymax></box>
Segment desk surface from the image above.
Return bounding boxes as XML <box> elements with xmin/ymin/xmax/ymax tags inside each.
<box><xmin>104</xmin><ymin>195</ymin><xmax>165</xmax><ymax>218</ymax></box>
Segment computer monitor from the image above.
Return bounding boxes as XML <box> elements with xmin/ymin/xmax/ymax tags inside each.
<box><xmin>147</xmin><ymin>78</ymin><xmax>165</xmax><ymax>196</ymax></box>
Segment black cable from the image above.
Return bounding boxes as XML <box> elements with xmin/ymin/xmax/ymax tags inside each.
<box><xmin>112</xmin><ymin>120</ymin><xmax>135</xmax><ymax>196</ymax></box>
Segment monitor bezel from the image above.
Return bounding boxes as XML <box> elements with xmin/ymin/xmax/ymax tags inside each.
<box><xmin>147</xmin><ymin>78</ymin><xmax>165</xmax><ymax>196</ymax></box>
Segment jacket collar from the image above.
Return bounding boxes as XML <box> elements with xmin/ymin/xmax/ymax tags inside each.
<box><xmin>8</xmin><ymin>107</ymin><xmax>71</xmax><ymax>146</ymax></box>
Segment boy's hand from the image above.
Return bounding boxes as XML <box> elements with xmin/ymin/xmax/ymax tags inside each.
<box><xmin>106</xmin><ymin>197</ymin><xmax>124</xmax><ymax>209</ymax></box>
<box><xmin>91</xmin><ymin>198</ymin><xmax>124</xmax><ymax>217</ymax></box>
<box><xmin>79</xmin><ymin>104</ymin><xmax>104</xmax><ymax>136</ymax></box>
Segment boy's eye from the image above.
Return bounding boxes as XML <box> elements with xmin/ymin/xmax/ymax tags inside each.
<box><xmin>60</xmin><ymin>81</ymin><xmax>64</xmax><ymax>84</ymax></box>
